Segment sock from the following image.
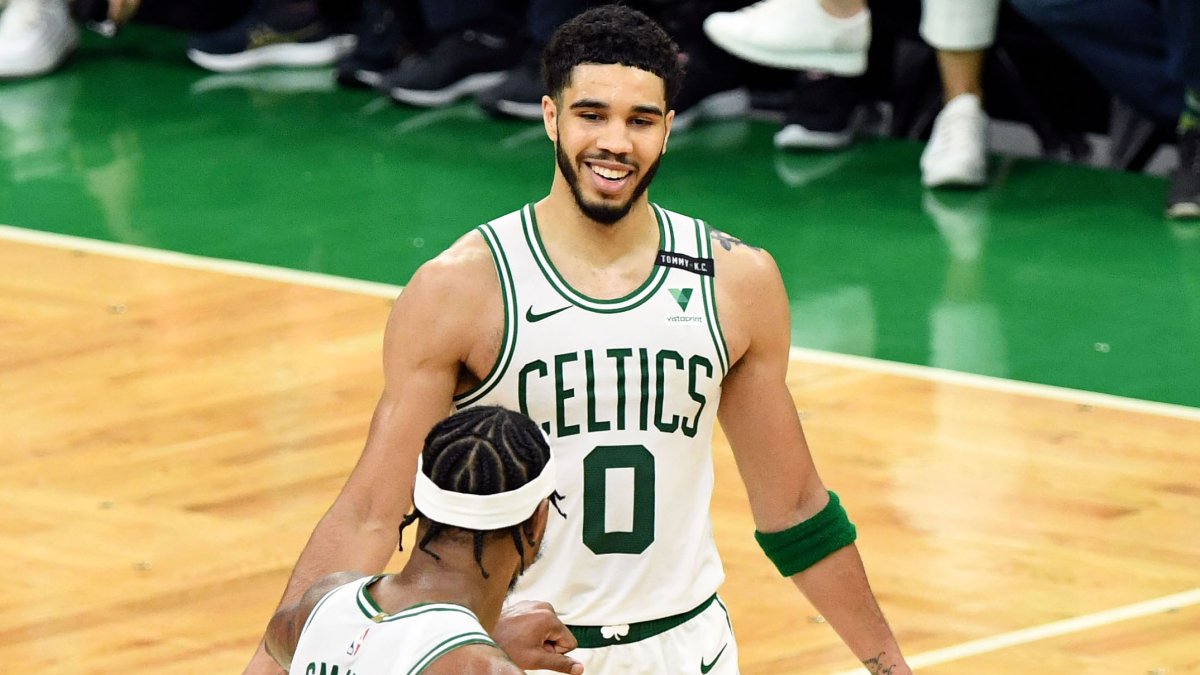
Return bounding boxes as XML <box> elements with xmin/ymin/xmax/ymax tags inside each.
<box><xmin>1180</xmin><ymin>87</ymin><xmax>1200</xmax><ymax>133</ymax></box>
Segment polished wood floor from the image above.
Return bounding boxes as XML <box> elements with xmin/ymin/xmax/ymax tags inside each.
<box><xmin>1</xmin><ymin>236</ymin><xmax>1197</xmax><ymax>674</ymax></box>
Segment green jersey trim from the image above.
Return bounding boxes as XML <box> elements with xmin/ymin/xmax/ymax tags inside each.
<box><xmin>522</xmin><ymin>202</ymin><xmax>673</xmax><ymax>313</ymax></box>
<box><xmin>410</xmin><ymin>634</ymin><xmax>497</xmax><ymax>675</ymax></box>
<box><xmin>695</xmin><ymin>217</ymin><xmax>730</xmax><ymax>375</ymax></box>
<box><xmin>568</xmin><ymin>594</ymin><xmax>718</xmax><ymax>648</ymax></box>
<box><xmin>355</xmin><ymin>579</ymin><xmax>481</xmax><ymax>624</ymax></box>
<box><xmin>714</xmin><ymin>594</ymin><xmax>734</xmax><ymax>631</ymax></box>
<box><xmin>454</xmin><ymin>223</ymin><xmax>518</xmax><ymax>407</ymax></box>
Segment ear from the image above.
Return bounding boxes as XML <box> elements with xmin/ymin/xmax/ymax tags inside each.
<box><xmin>662</xmin><ymin>109</ymin><xmax>674</xmax><ymax>155</ymax></box>
<box><xmin>531</xmin><ymin>500</ymin><xmax>550</xmax><ymax>544</ymax></box>
<box><xmin>542</xmin><ymin>95</ymin><xmax>559</xmax><ymax>143</ymax></box>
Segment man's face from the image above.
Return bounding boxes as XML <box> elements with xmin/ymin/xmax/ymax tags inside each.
<box><xmin>543</xmin><ymin>63</ymin><xmax>673</xmax><ymax>225</ymax></box>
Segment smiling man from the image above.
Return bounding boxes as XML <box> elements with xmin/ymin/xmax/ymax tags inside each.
<box><xmin>243</xmin><ymin>5</ymin><xmax>911</xmax><ymax>675</ymax></box>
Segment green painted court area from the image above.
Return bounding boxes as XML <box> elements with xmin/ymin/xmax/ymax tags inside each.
<box><xmin>3</xmin><ymin>26</ymin><xmax>1198</xmax><ymax>408</ymax></box>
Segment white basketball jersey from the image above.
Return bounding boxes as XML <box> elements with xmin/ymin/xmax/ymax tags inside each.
<box><xmin>290</xmin><ymin>576</ymin><xmax>495</xmax><ymax>675</ymax></box>
<box><xmin>455</xmin><ymin>203</ymin><xmax>730</xmax><ymax>626</ymax></box>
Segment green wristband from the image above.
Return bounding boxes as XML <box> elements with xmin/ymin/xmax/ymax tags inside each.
<box><xmin>754</xmin><ymin>491</ymin><xmax>857</xmax><ymax>577</ymax></box>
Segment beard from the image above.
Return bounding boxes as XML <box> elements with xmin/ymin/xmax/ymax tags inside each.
<box><xmin>556</xmin><ymin>140</ymin><xmax>661</xmax><ymax>225</ymax></box>
<box><xmin>508</xmin><ymin>539</ymin><xmax>545</xmax><ymax>594</ymax></box>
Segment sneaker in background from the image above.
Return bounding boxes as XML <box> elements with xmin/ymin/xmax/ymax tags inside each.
<box><xmin>0</xmin><ymin>0</ymin><xmax>79</xmax><ymax>79</ymax></box>
<box><xmin>920</xmin><ymin>93</ymin><xmax>989</xmax><ymax>189</ymax></box>
<box><xmin>672</xmin><ymin>47</ymin><xmax>750</xmax><ymax>131</ymax></box>
<box><xmin>703</xmin><ymin>0</ymin><xmax>870</xmax><ymax>76</ymax></box>
<box><xmin>335</xmin><ymin>0</ymin><xmax>413</xmax><ymax>89</ymax></box>
<box><xmin>476</xmin><ymin>47</ymin><xmax>544</xmax><ymax>121</ymax></box>
<box><xmin>774</xmin><ymin>70</ymin><xmax>868</xmax><ymax>150</ymax></box>
<box><xmin>1167</xmin><ymin>130</ymin><xmax>1200</xmax><ymax>220</ymax></box>
<box><xmin>384</xmin><ymin>28</ymin><xmax>519</xmax><ymax>107</ymax></box>
<box><xmin>186</xmin><ymin>4</ymin><xmax>355</xmax><ymax>73</ymax></box>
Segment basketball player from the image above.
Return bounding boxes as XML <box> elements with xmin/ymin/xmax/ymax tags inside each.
<box><xmin>264</xmin><ymin>406</ymin><xmax>584</xmax><ymax>675</ymax></box>
<box><xmin>247</xmin><ymin>5</ymin><xmax>910</xmax><ymax>674</ymax></box>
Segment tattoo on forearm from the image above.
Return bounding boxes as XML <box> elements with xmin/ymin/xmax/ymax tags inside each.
<box><xmin>710</xmin><ymin>229</ymin><xmax>761</xmax><ymax>252</ymax></box>
<box><xmin>863</xmin><ymin>653</ymin><xmax>897</xmax><ymax>675</ymax></box>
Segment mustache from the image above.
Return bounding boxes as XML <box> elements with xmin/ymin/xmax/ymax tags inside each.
<box><xmin>581</xmin><ymin>151</ymin><xmax>638</xmax><ymax>171</ymax></box>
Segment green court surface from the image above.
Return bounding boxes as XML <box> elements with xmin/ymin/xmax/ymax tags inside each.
<box><xmin>3</xmin><ymin>27</ymin><xmax>1198</xmax><ymax>408</ymax></box>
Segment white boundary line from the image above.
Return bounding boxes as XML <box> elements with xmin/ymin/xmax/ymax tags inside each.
<box><xmin>787</xmin><ymin>346</ymin><xmax>1200</xmax><ymax>422</ymax></box>
<box><xmin>831</xmin><ymin>587</ymin><xmax>1200</xmax><ymax>674</ymax></box>
<box><xmin>4</xmin><ymin>224</ymin><xmax>1198</xmax><ymax>423</ymax></box>
<box><xmin>0</xmin><ymin>225</ymin><xmax>403</xmax><ymax>299</ymax></box>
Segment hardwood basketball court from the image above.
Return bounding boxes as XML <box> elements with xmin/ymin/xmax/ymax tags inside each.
<box><xmin>2</xmin><ymin>227</ymin><xmax>1196</xmax><ymax>674</ymax></box>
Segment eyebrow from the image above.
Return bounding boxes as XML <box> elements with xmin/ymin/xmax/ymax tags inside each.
<box><xmin>569</xmin><ymin>99</ymin><xmax>665</xmax><ymax>117</ymax></box>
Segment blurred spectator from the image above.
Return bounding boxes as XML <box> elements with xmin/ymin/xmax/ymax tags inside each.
<box><xmin>0</xmin><ymin>0</ymin><xmax>102</xmax><ymax>79</ymax></box>
<box><xmin>375</xmin><ymin>0</ymin><xmax>756</xmax><ymax>126</ymax></box>
<box><xmin>380</xmin><ymin>0</ymin><xmax>597</xmax><ymax>116</ymax></box>
<box><xmin>335</xmin><ymin>0</ymin><xmax>422</xmax><ymax>89</ymax></box>
<box><xmin>702</xmin><ymin>0</ymin><xmax>1000</xmax><ymax>188</ymax></box>
<box><xmin>1007</xmin><ymin>0</ymin><xmax>1199</xmax><ymax>218</ymax></box>
<box><xmin>0</xmin><ymin>0</ymin><xmax>340</xmax><ymax>78</ymax></box>
<box><xmin>186</xmin><ymin>0</ymin><xmax>356</xmax><ymax>73</ymax></box>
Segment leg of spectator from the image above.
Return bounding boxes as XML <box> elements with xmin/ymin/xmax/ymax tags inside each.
<box><xmin>819</xmin><ymin>0</ymin><xmax>866</xmax><ymax>19</ymax></box>
<box><xmin>917</xmin><ymin>0</ymin><xmax>998</xmax><ymax>188</ymax></box>
<box><xmin>475</xmin><ymin>0</ymin><xmax>595</xmax><ymax>121</ymax></box>
<box><xmin>418</xmin><ymin>0</ymin><xmax>506</xmax><ymax>34</ymax></box>
<box><xmin>526</xmin><ymin>0</ymin><xmax>595</xmax><ymax>45</ymax></box>
<box><xmin>1160</xmin><ymin>0</ymin><xmax>1200</xmax><ymax>93</ymax></box>
<box><xmin>702</xmin><ymin>0</ymin><xmax>871</xmax><ymax>74</ymax></box>
<box><xmin>1161</xmin><ymin>0</ymin><xmax>1200</xmax><ymax>218</ymax></box>
<box><xmin>185</xmin><ymin>0</ymin><xmax>355</xmax><ymax>73</ymax></box>
<box><xmin>936</xmin><ymin>49</ymin><xmax>985</xmax><ymax>103</ymax></box>
<box><xmin>384</xmin><ymin>0</ymin><xmax>521</xmax><ymax>108</ymax></box>
<box><xmin>1008</xmin><ymin>0</ymin><xmax>1179</xmax><ymax>124</ymax></box>
<box><xmin>0</xmin><ymin>0</ymin><xmax>80</xmax><ymax>79</ymax></box>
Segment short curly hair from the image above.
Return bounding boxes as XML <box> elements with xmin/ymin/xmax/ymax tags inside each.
<box><xmin>542</xmin><ymin>4</ymin><xmax>683</xmax><ymax>108</ymax></box>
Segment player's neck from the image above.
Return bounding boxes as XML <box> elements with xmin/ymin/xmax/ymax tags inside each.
<box><xmin>544</xmin><ymin>167</ymin><xmax>658</xmax><ymax>232</ymax></box>
<box><xmin>535</xmin><ymin>192</ymin><xmax>659</xmax><ymax>266</ymax></box>
<box><xmin>381</xmin><ymin>550</ymin><xmax>519</xmax><ymax>631</ymax></box>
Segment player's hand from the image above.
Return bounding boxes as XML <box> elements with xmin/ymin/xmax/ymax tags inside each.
<box><xmin>107</xmin><ymin>0</ymin><xmax>141</xmax><ymax>24</ymax></box>
<box><xmin>494</xmin><ymin>601</ymin><xmax>584</xmax><ymax>675</ymax></box>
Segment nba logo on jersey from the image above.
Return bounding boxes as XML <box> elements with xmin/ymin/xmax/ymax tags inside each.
<box><xmin>346</xmin><ymin>627</ymin><xmax>369</xmax><ymax>657</ymax></box>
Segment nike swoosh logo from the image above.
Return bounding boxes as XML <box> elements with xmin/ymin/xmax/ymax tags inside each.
<box><xmin>525</xmin><ymin>305</ymin><xmax>571</xmax><ymax>323</ymax></box>
<box><xmin>700</xmin><ymin>643</ymin><xmax>727</xmax><ymax>673</ymax></box>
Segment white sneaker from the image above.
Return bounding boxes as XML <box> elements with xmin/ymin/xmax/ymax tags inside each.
<box><xmin>920</xmin><ymin>93</ymin><xmax>989</xmax><ymax>188</ymax></box>
<box><xmin>0</xmin><ymin>0</ymin><xmax>79</xmax><ymax>79</ymax></box>
<box><xmin>703</xmin><ymin>0</ymin><xmax>870</xmax><ymax>76</ymax></box>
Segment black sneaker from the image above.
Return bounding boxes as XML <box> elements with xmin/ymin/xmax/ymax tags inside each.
<box><xmin>187</xmin><ymin>4</ymin><xmax>355</xmax><ymax>73</ymax></box>
<box><xmin>476</xmin><ymin>48</ymin><xmax>544</xmax><ymax>121</ymax></box>
<box><xmin>672</xmin><ymin>47</ymin><xmax>750</xmax><ymax>131</ymax></box>
<box><xmin>384</xmin><ymin>28</ymin><xmax>520</xmax><ymax>107</ymax></box>
<box><xmin>335</xmin><ymin>0</ymin><xmax>415</xmax><ymax>89</ymax></box>
<box><xmin>1167</xmin><ymin>130</ymin><xmax>1200</xmax><ymax>220</ymax></box>
<box><xmin>774</xmin><ymin>71</ymin><xmax>869</xmax><ymax>150</ymax></box>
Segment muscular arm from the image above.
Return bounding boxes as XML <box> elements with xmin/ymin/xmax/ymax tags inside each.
<box><xmin>245</xmin><ymin>235</ymin><xmax>497</xmax><ymax>674</ymax></box>
<box><xmin>714</xmin><ymin>236</ymin><xmax>910</xmax><ymax>674</ymax></box>
<box><xmin>264</xmin><ymin>571</ymin><xmax>366</xmax><ymax>670</ymax></box>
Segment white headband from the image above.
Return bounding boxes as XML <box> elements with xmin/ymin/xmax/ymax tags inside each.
<box><xmin>413</xmin><ymin>453</ymin><xmax>557</xmax><ymax>531</ymax></box>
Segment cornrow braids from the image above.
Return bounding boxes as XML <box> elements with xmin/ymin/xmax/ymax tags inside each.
<box><xmin>398</xmin><ymin>406</ymin><xmax>562</xmax><ymax>578</ymax></box>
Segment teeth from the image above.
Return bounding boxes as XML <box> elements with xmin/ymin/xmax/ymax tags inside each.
<box><xmin>591</xmin><ymin>165</ymin><xmax>630</xmax><ymax>180</ymax></box>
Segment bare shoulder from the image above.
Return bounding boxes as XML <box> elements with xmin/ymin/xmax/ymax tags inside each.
<box><xmin>383</xmin><ymin>229</ymin><xmax>498</xmax><ymax>353</ymax></box>
<box><xmin>709</xmin><ymin>226</ymin><xmax>779</xmax><ymax>287</ymax></box>
<box><xmin>424</xmin><ymin>643</ymin><xmax>523</xmax><ymax>675</ymax></box>
<box><xmin>403</xmin><ymin>229</ymin><xmax>497</xmax><ymax>302</ymax></box>
<box><xmin>708</xmin><ymin>226</ymin><xmax>785</xmax><ymax>365</ymax></box>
